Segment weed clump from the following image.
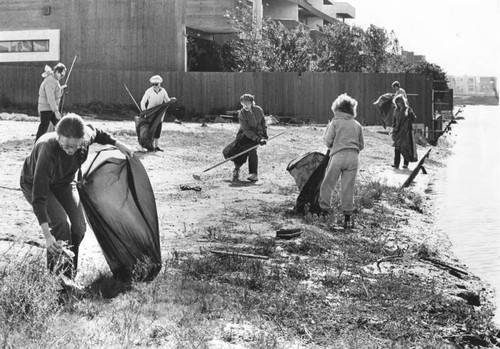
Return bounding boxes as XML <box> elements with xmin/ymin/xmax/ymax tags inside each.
<box><xmin>0</xmin><ymin>249</ymin><xmax>61</xmax><ymax>345</ymax></box>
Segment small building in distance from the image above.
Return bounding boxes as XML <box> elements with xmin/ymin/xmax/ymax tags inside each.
<box><xmin>402</xmin><ymin>50</ymin><xmax>426</xmax><ymax>64</ymax></box>
<box><xmin>448</xmin><ymin>75</ymin><xmax>497</xmax><ymax>96</ymax></box>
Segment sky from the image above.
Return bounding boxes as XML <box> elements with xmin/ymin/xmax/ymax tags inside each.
<box><xmin>345</xmin><ymin>0</ymin><xmax>500</xmax><ymax>78</ymax></box>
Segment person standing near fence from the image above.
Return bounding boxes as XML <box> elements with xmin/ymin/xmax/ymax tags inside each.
<box><xmin>140</xmin><ymin>75</ymin><xmax>174</xmax><ymax>152</ymax></box>
<box><xmin>318</xmin><ymin>93</ymin><xmax>364</xmax><ymax>228</ymax></box>
<box><xmin>35</xmin><ymin>63</ymin><xmax>67</xmax><ymax>141</ymax></box>
<box><xmin>391</xmin><ymin>81</ymin><xmax>408</xmax><ymax>100</ymax></box>
<box><xmin>390</xmin><ymin>95</ymin><xmax>418</xmax><ymax>169</ymax></box>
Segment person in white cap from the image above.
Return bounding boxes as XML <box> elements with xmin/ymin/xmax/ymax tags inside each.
<box><xmin>140</xmin><ymin>75</ymin><xmax>175</xmax><ymax>151</ymax></box>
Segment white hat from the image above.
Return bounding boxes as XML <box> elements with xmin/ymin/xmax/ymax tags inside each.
<box><xmin>150</xmin><ymin>75</ymin><xmax>163</xmax><ymax>84</ymax></box>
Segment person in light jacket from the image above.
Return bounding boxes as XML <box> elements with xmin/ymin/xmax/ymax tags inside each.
<box><xmin>140</xmin><ymin>75</ymin><xmax>173</xmax><ymax>152</ymax></box>
<box><xmin>35</xmin><ymin>63</ymin><xmax>67</xmax><ymax>141</ymax></box>
<box><xmin>392</xmin><ymin>80</ymin><xmax>407</xmax><ymax>100</ymax></box>
<box><xmin>318</xmin><ymin>93</ymin><xmax>364</xmax><ymax>228</ymax></box>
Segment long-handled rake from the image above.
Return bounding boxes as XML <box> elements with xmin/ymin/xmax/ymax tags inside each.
<box><xmin>192</xmin><ymin>131</ymin><xmax>286</xmax><ymax>180</ymax></box>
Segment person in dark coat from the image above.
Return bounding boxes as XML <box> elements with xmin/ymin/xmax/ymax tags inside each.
<box><xmin>391</xmin><ymin>95</ymin><xmax>418</xmax><ymax>169</ymax></box>
<box><xmin>20</xmin><ymin>113</ymin><xmax>134</xmax><ymax>278</ymax></box>
<box><xmin>225</xmin><ymin>94</ymin><xmax>268</xmax><ymax>182</ymax></box>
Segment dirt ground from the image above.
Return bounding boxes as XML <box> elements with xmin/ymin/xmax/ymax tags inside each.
<box><xmin>0</xmin><ymin>112</ymin><xmax>449</xmax><ymax>275</ymax></box>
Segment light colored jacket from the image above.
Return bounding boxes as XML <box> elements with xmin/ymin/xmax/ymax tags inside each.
<box><xmin>38</xmin><ymin>74</ymin><xmax>63</xmax><ymax>113</ymax></box>
<box><xmin>140</xmin><ymin>87</ymin><xmax>170</xmax><ymax>110</ymax></box>
<box><xmin>324</xmin><ymin>111</ymin><xmax>364</xmax><ymax>156</ymax></box>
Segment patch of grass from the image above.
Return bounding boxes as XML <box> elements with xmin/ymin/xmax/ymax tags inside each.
<box><xmin>2</xmin><ymin>211</ymin><xmax>497</xmax><ymax>349</ymax></box>
<box><xmin>282</xmin><ymin>230</ymin><xmax>336</xmax><ymax>256</ymax></box>
<box><xmin>0</xmin><ymin>249</ymin><xmax>61</xmax><ymax>346</ymax></box>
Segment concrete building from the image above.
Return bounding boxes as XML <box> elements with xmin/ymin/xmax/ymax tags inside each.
<box><xmin>323</xmin><ymin>1</ymin><xmax>355</xmax><ymax>23</ymax></box>
<box><xmin>186</xmin><ymin>0</ymin><xmax>355</xmax><ymax>44</ymax></box>
<box><xmin>0</xmin><ymin>0</ymin><xmax>186</xmax><ymax>72</ymax></box>
<box><xmin>0</xmin><ymin>0</ymin><xmax>355</xmax><ymax>71</ymax></box>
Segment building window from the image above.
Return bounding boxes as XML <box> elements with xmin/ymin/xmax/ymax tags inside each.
<box><xmin>0</xmin><ymin>29</ymin><xmax>59</xmax><ymax>62</ymax></box>
<box><xmin>0</xmin><ymin>40</ymin><xmax>50</xmax><ymax>53</ymax></box>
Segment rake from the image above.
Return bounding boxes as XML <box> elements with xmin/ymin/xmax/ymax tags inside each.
<box><xmin>192</xmin><ymin>131</ymin><xmax>286</xmax><ymax>180</ymax></box>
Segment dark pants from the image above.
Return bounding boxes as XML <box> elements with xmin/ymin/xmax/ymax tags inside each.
<box><xmin>239</xmin><ymin>148</ymin><xmax>258</xmax><ymax>175</ymax></box>
<box><xmin>232</xmin><ymin>145</ymin><xmax>258</xmax><ymax>175</ymax></box>
<box><xmin>394</xmin><ymin>148</ymin><xmax>409</xmax><ymax>168</ymax></box>
<box><xmin>21</xmin><ymin>181</ymin><xmax>86</xmax><ymax>278</ymax></box>
<box><xmin>35</xmin><ymin>111</ymin><xmax>59</xmax><ymax>141</ymax></box>
<box><xmin>224</xmin><ymin>132</ymin><xmax>260</xmax><ymax>175</ymax></box>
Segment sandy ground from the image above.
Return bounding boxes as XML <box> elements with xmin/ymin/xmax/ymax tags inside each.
<box><xmin>0</xmin><ymin>112</ymin><xmax>441</xmax><ymax>275</ymax></box>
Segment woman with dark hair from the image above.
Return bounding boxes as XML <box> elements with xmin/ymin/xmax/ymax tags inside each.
<box><xmin>318</xmin><ymin>93</ymin><xmax>364</xmax><ymax>228</ymax></box>
<box><xmin>391</xmin><ymin>95</ymin><xmax>418</xmax><ymax>169</ymax></box>
<box><xmin>20</xmin><ymin>113</ymin><xmax>134</xmax><ymax>278</ymax></box>
<box><xmin>35</xmin><ymin>62</ymin><xmax>67</xmax><ymax>141</ymax></box>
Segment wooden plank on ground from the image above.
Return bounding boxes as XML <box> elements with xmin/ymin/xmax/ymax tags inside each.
<box><xmin>401</xmin><ymin>149</ymin><xmax>432</xmax><ymax>188</ymax></box>
<box><xmin>210</xmin><ymin>250</ymin><xmax>269</xmax><ymax>260</ymax></box>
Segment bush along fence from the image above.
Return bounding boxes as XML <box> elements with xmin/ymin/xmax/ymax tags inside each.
<box><xmin>0</xmin><ymin>65</ymin><xmax>433</xmax><ymax>127</ymax></box>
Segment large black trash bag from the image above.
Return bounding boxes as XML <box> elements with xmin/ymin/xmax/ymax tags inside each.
<box><xmin>292</xmin><ymin>150</ymin><xmax>330</xmax><ymax>215</ymax></box>
<box><xmin>286</xmin><ymin>151</ymin><xmax>326</xmax><ymax>191</ymax></box>
<box><xmin>135</xmin><ymin>99</ymin><xmax>175</xmax><ymax>151</ymax></box>
<box><xmin>78</xmin><ymin>148</ymin><xmax>161</xmax><ymax>281</ymax></box>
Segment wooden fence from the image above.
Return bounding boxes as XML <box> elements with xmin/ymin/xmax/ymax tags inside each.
<box><xmin>0</xmin><ymin>66</ymin><xmax>433</xmax><ymax>126</ymax></box>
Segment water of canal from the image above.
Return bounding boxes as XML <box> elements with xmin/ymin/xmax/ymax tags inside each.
<box><xmin>433</xmin><ymin>105</ymin><xmax>500</xmax><ymax>323</ymax></box>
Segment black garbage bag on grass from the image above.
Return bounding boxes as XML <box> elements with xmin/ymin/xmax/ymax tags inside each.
<box><xmin>287</xmin><ymin>150</ymin><xmax>330</xmax><ymax>214</ymax></box>
<box><xmin>78</xmin><ymin>148</ymin><xmax>161</xmax><ymax>281</ymax></box>
<box><xmin>135</xmin><ymin>99</ymin><xmax>175</xmax><ymax>150</ymax></box>
<box><xmin>286</xmin><ymin>151</ymin><xmax>326</xmax><ymax>191</ymax></box>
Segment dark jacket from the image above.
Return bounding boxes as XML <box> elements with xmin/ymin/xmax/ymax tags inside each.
<box><xmin>392</xmin><ymin>107</ymin><xmax>418</xmax><ymax>162</ymax></box>
<box><xmin>238</xmin><ymin>105</ymin><xmax>267</xmax><ymax>142</ymax></box>
<box><xmin>20</xmin><ymin>125</ymin><xmax>117</xmax><ymax>224</ymax></box>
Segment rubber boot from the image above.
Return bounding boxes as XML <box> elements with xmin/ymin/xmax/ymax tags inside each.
<box><xmin>344</xmin><ymin>214</ymin><xmax>355</xmax><ymax>229</ymax></box>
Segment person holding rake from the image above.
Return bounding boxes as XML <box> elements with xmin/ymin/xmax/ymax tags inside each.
<box><xmin>223</xmin><ymin>94</ymin><xmax>268</xmax><ymax>182</ymax></box>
